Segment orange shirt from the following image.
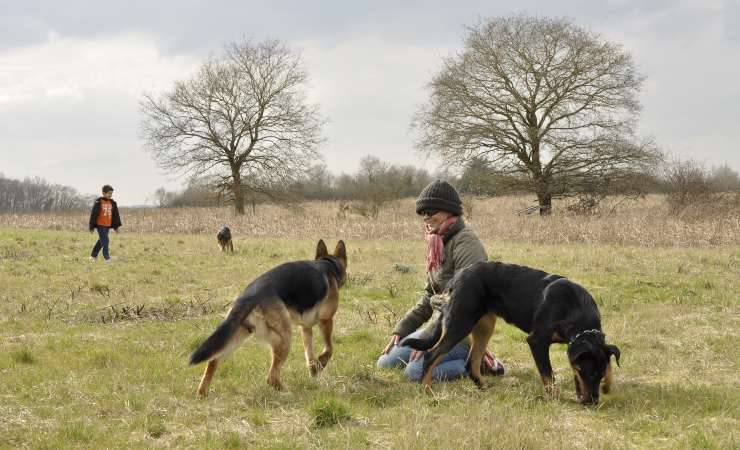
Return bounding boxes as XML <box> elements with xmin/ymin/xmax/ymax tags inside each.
<box><xmin>96</xmin><ymin>199</ymin><xmax>113</xmax><ymax>227</ymax></box>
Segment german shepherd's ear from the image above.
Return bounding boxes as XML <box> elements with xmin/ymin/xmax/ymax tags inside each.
<box><xmin>333</xmin><ymin>240</ymin><xmax>347</xmax><ymax>263</ymax></box>
<box><xmin>606</xmin><ymin>344</ymin><xmax>621</xmax><ymax>367</ymax></box>
<box><xmin>315</xmin><ymin>239</ymin><xmax>329</xmax><ymax>259</ymax></box>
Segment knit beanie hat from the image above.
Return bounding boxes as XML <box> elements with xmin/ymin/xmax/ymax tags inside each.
<box><xmin>415</xmin><ymin>179</ymin><xmax>463</xmax><ymax>216</ymax></box>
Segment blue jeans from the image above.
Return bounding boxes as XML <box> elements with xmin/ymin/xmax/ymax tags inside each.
<box><xmin>91</xmin><ymin>226</ymin><xmax>111</xmax><ymax>260</ymax></box>
<box><xmin>377</xmin><ymin>329</ymin><xmax>470</xmax><ymax>382</ymax></box>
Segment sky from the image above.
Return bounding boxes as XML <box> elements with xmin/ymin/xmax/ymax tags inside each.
<box><xmin>1</xmin><ymin>0</ymin><xmax>738</xmax><ymax>205</ymax></box>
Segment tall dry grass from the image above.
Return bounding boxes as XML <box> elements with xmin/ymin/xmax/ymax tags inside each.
<box><xmin>1</xmin><ymin>194</ymin><xmax>738</xmax><ymax>247</ymax></box>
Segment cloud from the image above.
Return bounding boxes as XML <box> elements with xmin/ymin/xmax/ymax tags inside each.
<box><xmin>0</xmin><ymin>1</ymin><xmax>738</xmax><ymax>205</ymax></box>
<box><xmin>0</xmin><ymin>32</ymin><xmax>200</xmax><ymax>205</ymax></box>
<box><xmin>299</xmin><ymin>37</ymin><xmax>450</xmax><ymax>174</ymax></box>
<box><xmin>596</xmin><ymin>1</ymin><xmax>740</xmax><ymax>166</ymax></box>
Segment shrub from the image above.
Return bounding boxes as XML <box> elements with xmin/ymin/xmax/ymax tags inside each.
<box><xmin>662</xmin><ymin>158</ymin><xmax>713</xmax><ymax>214</ymax></box>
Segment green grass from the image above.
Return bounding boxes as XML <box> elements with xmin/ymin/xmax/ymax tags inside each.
<box><xmin>309</xmin><ymin>396</ymin><xmax>352</xmax><ymax>428</ymax></box>
<box><xmin>0</xmin><ymin>227</ymin><xmax>738</xmax><ymax>449</ymax></box>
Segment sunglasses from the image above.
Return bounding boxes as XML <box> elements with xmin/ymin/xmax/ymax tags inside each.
<box><xmin>420</xmin><ymin>209</ymin><xmax>440</xmax><ymax>217</ymax></box>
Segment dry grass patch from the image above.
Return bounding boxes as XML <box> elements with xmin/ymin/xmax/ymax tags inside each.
<box><xmin>1</xmin><ymin>194</ymin><xmax>739</xmax><ymax>247</ymax></box>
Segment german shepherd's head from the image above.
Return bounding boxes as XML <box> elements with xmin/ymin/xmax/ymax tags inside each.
<box><xmin>315</xmin><ymin>239</ymin><xmax>348</xmax><ymax>287</ymax></box>
<box><xmin>567</xmin><ymin>331</ymin><xmax>621</xmax><ymax>405</ymax></box>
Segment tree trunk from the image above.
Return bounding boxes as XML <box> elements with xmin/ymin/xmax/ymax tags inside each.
<box><xmin>537</xmin><ymin>192</ymin><xmax>552</xmax><ymax>216</ymax></box>
<box><xmin>232</xmin><ymin>173</ymin><xmax>245</xmax><ymax>215</ymax></box>
<box><xmin>535</xmin><ymin>177</ymin><xmax>553</xmax><ymax>216</ymax></box>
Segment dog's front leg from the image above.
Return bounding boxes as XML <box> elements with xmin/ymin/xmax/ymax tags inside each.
<box><xmin>301</xmin><ymin>326</ymin><xmax>321</xmax><ymax>376</ymax></box>
<box><xmin>573</xmin><ymin>375</ymin><xmax>583</xmax><ymax>402</ymax></box>
<box><xmin>317</xmin><ymin>318</ymin><xmax>334</xmax><ymax>370</ymax></box>
<box><xmin>527</xmin><ymin>334</ymin><xmax>559</xmax><ymax>399</ymax></box>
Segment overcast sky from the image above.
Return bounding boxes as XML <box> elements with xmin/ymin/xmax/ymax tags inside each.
<box><xmin>1</xmin><ymin>0</ymin><xmax>738</xmax><ymax>205</ymax></box>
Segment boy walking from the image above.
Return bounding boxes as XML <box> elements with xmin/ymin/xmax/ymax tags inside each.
<box><xmin>88</xmin><ymin>184</ymin><xmax>122</xmax><ymax>262</ymax></box>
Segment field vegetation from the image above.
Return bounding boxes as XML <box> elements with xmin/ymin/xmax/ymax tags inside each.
<box><xmin>1</xmin><ymin>194</ymin><xmax>738</xmax><ymax>246</ymax></box>
<box><xmin>1</xmin><ymin>195</ymin><xmax>738</xmax><ymax>448</ymax></box>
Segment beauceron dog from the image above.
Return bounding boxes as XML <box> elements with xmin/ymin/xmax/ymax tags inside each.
<box><xmin>402</xmin><ymin>261</ymin><xmax>621</xmax><ymax>405</ymax></box>
<box><xmin>217</xmin><ymin>226</ymin><xmax>234</xmax><ymax>252</ymax></box>
<box><xmin>190</xmin><ymin>239</ymin><xmax>347</xmax><ymax>397</ymax></box>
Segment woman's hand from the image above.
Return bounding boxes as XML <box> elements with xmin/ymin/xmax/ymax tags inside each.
<box><xmin>382</xmin><ymin>335</ymin><xmax>400</xmax><ymax>355</ymax></box>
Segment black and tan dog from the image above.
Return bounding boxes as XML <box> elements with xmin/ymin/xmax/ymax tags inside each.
<box><xmin>216</xmin><ymin>226</ymin><xmax>234</xmax><ymax>252</ymax></box>
<box><xmin>190</xmin><ymin>239</ymin><xmax>347</xmax><ymax>397</ymax></box>
<box><xmin>402</xmin><ymin>261</ymin><xmax>621</xmax><ymax>405</ymax></box>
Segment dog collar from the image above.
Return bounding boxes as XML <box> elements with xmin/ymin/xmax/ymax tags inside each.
<box><xmin>568</xmin><ymin>329</ymin><xmax>603</xmax><ymax>345</ymax></box>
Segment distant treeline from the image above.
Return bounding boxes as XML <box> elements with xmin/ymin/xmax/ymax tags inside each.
<box><xmin>154</xmin><ymin>156</ymin><xmax>740</xmax><ymax>212</ymax></box>
<box><xmin>153</xmin><ymin>156</ymin><xmax>449</xmax><ymax>209</ymax></box>
<box><xmin>0</xmin><ymin>174</ymin><xmax>92</xmax><ymax>213</ymax></box>
<box><xmin>2</xmin><ymin>156</ymin><xmax>737</xmax><ymax>214</ymax></box>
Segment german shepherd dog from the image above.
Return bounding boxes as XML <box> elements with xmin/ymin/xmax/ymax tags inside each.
<box><xmin>217</xmin><ymin>226</ymin><xmax>234</xmax><ymax>252</ymax></box>
<box><xmin>190</xmin><ymin>240</ymin><xmax>347</xmax><ymax>397</ymax></box>
<box><xmin>402</xmin><ymin>261</ymin><xmax>621</xmax><ymax>405</ymax></box>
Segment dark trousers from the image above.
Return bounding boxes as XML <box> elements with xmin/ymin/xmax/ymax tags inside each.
<box><xmin>91</xmin><ymin>226</ymin><xmax>111</xmax><ymax>260</ymax></box>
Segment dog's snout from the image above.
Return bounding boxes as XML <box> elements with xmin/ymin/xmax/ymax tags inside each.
<box><xmin>580</xmin><ymin>392</ymin><xmax>599</xmax><ymax>405</ymax></box>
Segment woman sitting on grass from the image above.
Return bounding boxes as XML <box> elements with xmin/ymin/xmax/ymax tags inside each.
<box><xmin>377</xmin><ymin>179</ymin><xmax>505</xmax><ymax>381</ymax></box>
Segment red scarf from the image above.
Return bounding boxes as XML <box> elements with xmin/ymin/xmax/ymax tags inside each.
<box><xmin>425</xmin><ymin>216</ymin><xmax>458</xmax><ymax>273</ymax></box>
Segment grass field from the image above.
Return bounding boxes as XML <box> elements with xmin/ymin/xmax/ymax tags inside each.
<box><xmin>1</xmin><ymin>199</ymin><xmax>738</xmax><ymax>449</ymax></box>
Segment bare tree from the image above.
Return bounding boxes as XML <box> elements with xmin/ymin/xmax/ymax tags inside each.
<box><xmin>413</xmin><ymin>15</ymin><xmax>661</xmax><ymax>214</ymax></box>
<box><xmin>140</xmin><ymin>39</ymin><xmax>324</xmax><ymax>214</ymax></box>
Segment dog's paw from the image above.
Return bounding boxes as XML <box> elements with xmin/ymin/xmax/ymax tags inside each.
<box><xmin>545</xmin><ymin>383</ymin><xmax>561</xmax><ymax>400</ymax></box>
<box><xmin>317</xmin><ymin>352</ymin><xmax>332</xmax><ymax>368</ymax></box>
<box><xmin>309</xmin><ymin>360</ymin><xmax>323</xmax><ymax>377</ymax></box>
<box><xmin>422</xmin><ymin>383</ymin><xmax>435</xmax><ymax>395</ymax></box>
<box><xmin>469</xmin><ymin>375</ymin><xmax>488</xmax><ymax>390</ymax></box>
<box><xmin>267</xmin><ymin>377</ymin><xmax>284</xmax><ymax>391</ymax></box>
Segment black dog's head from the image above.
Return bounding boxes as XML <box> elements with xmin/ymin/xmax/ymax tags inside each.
<box><xmin>567</xmin><ymin>330</ymin><xmax>621</xmax><ymax>405</ymax></box>
<box><xmin>217</xmin><ymin>226</ymin><xmax>231</xmax><ymax>242</ymax></box>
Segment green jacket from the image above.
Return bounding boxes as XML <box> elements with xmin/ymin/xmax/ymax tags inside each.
<box><xmin>393</xmin><ymin>217</ymin><xmax>488</xmax><ymax>338</ymax></box>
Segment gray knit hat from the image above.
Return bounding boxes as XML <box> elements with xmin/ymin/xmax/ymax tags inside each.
<box><xmin>415</xmin><ymin>179</ymin><xmax>463</xmax><ymax>216</ymax></box>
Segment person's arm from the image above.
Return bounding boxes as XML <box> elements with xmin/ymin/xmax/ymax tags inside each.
<box><xmin>111</xmin><ymin>201</ymin><xmax>122</xmax><ymax>231</ymax></box>
<box><xmin>88</xmin><ymin>201</ymin><xmax>99</xmax><ymax>232</ymax></box>
<box><xmin>391</xmin><ymin>288</ymin><xmax>434</xmax><ymax>340</ymax></box>
<box><xmin>382</xmin><ymin>281</ymin><xmax>435</xmax><ymax>354</ymax></box>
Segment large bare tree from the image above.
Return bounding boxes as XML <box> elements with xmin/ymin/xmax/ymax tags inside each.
<box><xmin>140</xmin><ymin>39</ymin><xmax>324</xmax><ymax>214</ymax></box>
<box><xmin>413</xmin><ymin>15</ymin><xmax>661</xmax><ymax>214</ymax></box>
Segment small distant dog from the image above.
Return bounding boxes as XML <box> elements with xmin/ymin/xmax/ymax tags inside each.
<box><xmin>402</xmin><ymin>261</ymin><xmax>621</xmax><ymax>405</ymax></box>
<box><xmin>216</xmin><ymin>226</ymin><xmax>233</xmax><ymax>252</ymax></box>
<box><xmin>190</xmin><ymin>239</ymin><xmax>348</xmax><ymax>397</ymax></box>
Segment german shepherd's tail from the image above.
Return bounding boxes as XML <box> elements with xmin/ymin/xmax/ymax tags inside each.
<box><xmin>400</xmin><ymin>317</ymin><xmax>443</xmax><ymax>351</ymax></box>
<box><xmin>189</xmin><ymin>293</ymin><xmax>261</xmax><ymax>365</ymax></box>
